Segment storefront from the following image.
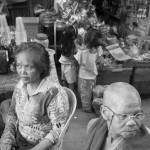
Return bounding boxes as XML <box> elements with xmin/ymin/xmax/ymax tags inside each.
<box><xmin>1</xmin><ymin>0</ymin><xmax>150</xmax><ymax>96</ymax></box>
<box><xmin>94</xmin><ymin>0</ymin><xmax>150</xmax><ymax>95</ymax></box>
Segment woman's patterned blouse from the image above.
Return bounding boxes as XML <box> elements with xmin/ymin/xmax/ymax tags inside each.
<box><xmin>0</xmin><ymin>77</ymin><xmax>69</xmax><ymax>146</ymax></box>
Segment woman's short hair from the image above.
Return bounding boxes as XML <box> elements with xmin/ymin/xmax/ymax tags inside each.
<box><xmin>15</xmin><ymin>42</ymin><xmax>50</xmax><ymax>79</ymax></box>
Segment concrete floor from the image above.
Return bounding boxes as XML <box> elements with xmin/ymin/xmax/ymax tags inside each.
<box><xmin>63</xmin><ymin>108</ymin><xmax>96</xmax><ymax>150</ymax></box>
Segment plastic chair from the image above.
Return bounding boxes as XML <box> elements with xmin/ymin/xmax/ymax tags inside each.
<box><xmin>52</xmin><ymin>87</ymin><xmax>77</xmax><ymax>150</ymax></box>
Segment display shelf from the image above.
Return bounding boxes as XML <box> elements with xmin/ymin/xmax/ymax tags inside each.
<box><xmin>96</xmin><ymin>67</ymin><xmax>132</xmax><ymax>85</ymax></box>
<box><xmin>133</xmin><ymin>60</ymin><xmax>150</xmax><ymax>67</ymax></box>
<box><xmin>102</xmin><ymin>0</ymin><xmax>150</xmax><ymax>24</ymax></box>
<box><xmin>127</xmin><ymin>0</ymin><xmax>149</xmax><ymax>22</ymax></box>
<box><xmin>131</xmin><ymin>60</ymin><xmax>150</xmax><ymax>95</ymax></box>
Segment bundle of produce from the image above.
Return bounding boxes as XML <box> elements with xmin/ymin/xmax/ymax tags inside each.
<box><xmin>92</xmin><ymin>98</ymin><xmax>103</xmax><ymax>116</ymax></box>
<box><xmin>92</xmin><ymin>85</ymin><xmax>108</xmax><ymax>116</ymax></box>
<box><xmin>98</xmin><ymin>38</ymin><xmax>108</xmax><ymax>47</ymax></box>
<box><xmin>97</xmin><ymin>56</ymin><xmax>113</xmax><ymax>71</ymax></box>
<box><xmin>92</xmin><ymin>85</ymin><xmax>107</xmax><ymax>98</ymax></box>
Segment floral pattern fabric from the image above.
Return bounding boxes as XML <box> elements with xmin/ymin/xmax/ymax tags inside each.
<box><xmin>0</xmin><ymin>77</ymin><xmax>69</xmax><ymax>148</ymax></box>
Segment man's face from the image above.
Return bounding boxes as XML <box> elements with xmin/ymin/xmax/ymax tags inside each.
<box><xmin>107</xmin><ymin>97</ymin><xmax>142</xmax><ymax>139</ymax></box>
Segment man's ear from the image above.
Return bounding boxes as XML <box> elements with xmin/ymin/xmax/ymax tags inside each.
<box><xmin>100</xmin><ymin>105</ymin><xmax>109</xmax><ymax>121</ymax></box>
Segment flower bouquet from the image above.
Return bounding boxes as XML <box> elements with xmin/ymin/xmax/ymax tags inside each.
<box><xmin>55</xmin><ymin>0</ymin><xmax>98</xmax><ymax>28</ymax></box>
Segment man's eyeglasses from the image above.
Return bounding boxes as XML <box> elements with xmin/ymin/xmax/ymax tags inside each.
<box><xmin>104</xmin><ymin>105</ymin><xmax>145</xmax><ymax>122</ymax></box>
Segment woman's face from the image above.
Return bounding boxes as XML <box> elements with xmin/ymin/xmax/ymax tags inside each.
<box><xmin>16</xmin><ymin>51</ymin><xmax>41</xmax><ymax>85</ymax></box>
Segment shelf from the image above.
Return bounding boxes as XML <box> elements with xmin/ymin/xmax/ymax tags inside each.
<box><xmin>96</xmin><ymin>67</ymin><xmax>132</xmax><ymax>85</ymax></box>
<box><xmin>134</xmin><ymin>60</ymin><xmax>150</xmax><ymax>67</ymax></box>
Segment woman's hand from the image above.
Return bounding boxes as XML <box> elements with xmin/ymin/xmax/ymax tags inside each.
<box><xmin>0</xmin><ymin>143</ymin><xmax>15</xmax><ymax>150</ymax></box>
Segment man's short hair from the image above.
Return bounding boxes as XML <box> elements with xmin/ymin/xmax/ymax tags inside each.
<box><xmin>103</xmin><ymin>82</ymin><xmax>141</xmax><ymax>106</ymax></box>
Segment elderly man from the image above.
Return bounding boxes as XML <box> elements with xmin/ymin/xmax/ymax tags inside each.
<box><xmin>85</xmin><ymin>82</ymin><xmax>150</xmax><ymax>150</ymax></box>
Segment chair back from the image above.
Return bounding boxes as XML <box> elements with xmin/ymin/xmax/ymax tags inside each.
<box><xmin>52</xmin><ymin>87</ymin><xmax>77</xmax><ymax>150</ymax></box>
<box><xmin>0</xmin><ymin>99</ymin><xmax>12</xmax><ymax>124</ymax></box>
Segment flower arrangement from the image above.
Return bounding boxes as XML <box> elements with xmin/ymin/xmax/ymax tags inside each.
<box><xmin>55</xmin><ymin>0</ymin><xmax>101</xmax><ymax>49</ymax></box>
<box><xmin>56</xmin><ymin>0</ymin><xmax>98</xmax><ymax>29</ymax></box>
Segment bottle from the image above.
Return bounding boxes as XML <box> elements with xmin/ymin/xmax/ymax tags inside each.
<box><xmin>34</xmin><ymin>33</ymin><xmax>49</xmax><ymax>48</ymax></box>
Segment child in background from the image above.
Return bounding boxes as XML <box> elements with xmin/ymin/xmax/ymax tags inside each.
<box><xmin>59</xmin><ymin>25</ymin><xmax>78</xmax><ymax>92</ymax></box>
<box><xmin>76</xmin><ymin>28</ymin><xmax>103</xmax><ymax>113</ymax></box>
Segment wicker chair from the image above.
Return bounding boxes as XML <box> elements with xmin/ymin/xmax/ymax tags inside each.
<box><xmin>52</xmin><ymin>87</ymin><xmax>77</xmax><ymax>150</ymax></box>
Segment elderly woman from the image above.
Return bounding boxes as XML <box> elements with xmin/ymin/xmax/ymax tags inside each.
<box><xmin>0</xmin><ymin>42</ymin><xmax>69</xmax><ymax>150</ymax></box>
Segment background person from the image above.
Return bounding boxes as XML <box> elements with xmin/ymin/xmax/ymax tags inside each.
<box><xmin>85</xmin><ymin>82</ymin><xmax>150</xmax><ymax>150</ymax></box>
<box><xmin>59</xmin><ymin>25</ymin><xmax>78</xmax><ymax>93</ymax></box>
<box><xmin>76</xmin><ymin>28</ymin><xmax>103</xmax><ymax>113</ymax></box>
<box><xmin>0</xmin><ymin>42</ymin><xmax>69</xmax><ymax>150</ymax></box>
